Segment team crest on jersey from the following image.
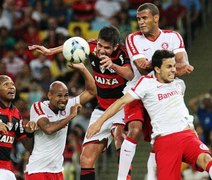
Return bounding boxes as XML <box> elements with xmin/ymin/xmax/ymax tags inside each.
<box><xmin>161</xmin><ymin>42</ymin><xmax>169</xmax><ymax>49</ymax></box>
<box><xmin>119</xmin><ymin>54</ymin><xmax>124</xmax><ymax>64</ymax></box>
<box><xmin>61</xmin><ymin>110</ymin><xmax>66</xmax><ymax>116</ymax></box>
<box><xmin>100</xmin><ymin>65</ymin><xmax>105</xmax><ymax>73</ymax></box>
<box><xmin>7</xmin><ymin>122</ymin><xmax>13</xmax><ymax>131</ymax></box>
<box><xmin>199</xmin><ymin>144</ymin><xmax>209</xmax><ymax>150</ymax></box>
<box><xmin>15</xmin><ymin>122</ymin><xmax>19</xmax><ymax>131</ymax></box>
<box><xmin>91</xmin><ymin>61</ymin><xmax>95</xmax><ymax>66</ymax></box>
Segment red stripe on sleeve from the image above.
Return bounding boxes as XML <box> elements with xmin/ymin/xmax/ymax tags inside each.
<box><xmin>175</xmin><ymin>31</ymin><xmax>184</xmax><ymax>48</ymax></box>
<box><xmin>33</xmin><ymin>102</ymin><xmax>45</xmax><ymax>115</ymax></box>
<box><xmin>126</xmin><ymin>32</ymin><xmax>140</xmax><ymax>55</ymax></box>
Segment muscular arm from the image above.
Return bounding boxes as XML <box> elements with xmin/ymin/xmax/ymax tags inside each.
<box><xmin>20</xmin><ymin>137</ymin><xmax>34</xmax><ymax>153</ymax></box>
<box><xmin>37</xmin><ymin>104</ymin><xmax>80</xmax><ymax>135</ymax></box>
<box><xmin>100</xmin><ymin>55</ymin><xmax>134</xmax><ymax>80</ymax></box>
<box><xmin>134</xmin><ymin>58</ymin><xmax>153</xmax><ymax>75</ymax></box>
<box><xmin>175</xmin><ymin>51</ymin><xmax>194</xmax><ymax>76</ymax></box>
<box><xmin>28</xmin><ymin>45</ymin><xmax>63</xmax><ymax>56</ymax></box>
<box><xmin>75</xmin><ymin>64</ymin><xmax>97</xmax><ymax>105</ymax></box>
<box><xmin>86</xmin><ymin>93</ymin><xmax>135</xmax><ymax>138</ymax></box>
<box><xmin>111</xmin><ymin>64</ymin><xmax>134</xmax><ymax>81</ymax></box>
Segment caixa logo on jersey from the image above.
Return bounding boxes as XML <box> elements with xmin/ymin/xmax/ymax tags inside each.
<box><xmin>95</xmin><ymin>76</ymin><xmax>119</xmax><ymax>86</ymax></box>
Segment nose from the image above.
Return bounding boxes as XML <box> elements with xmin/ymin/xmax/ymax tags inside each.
<box><xmin>172</xmin><ymin>66</ymin><xmax>176</xmax><ymax>72</ymax></box>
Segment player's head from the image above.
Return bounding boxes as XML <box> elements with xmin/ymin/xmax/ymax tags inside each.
<box><xmin>152</xmin><ymin>50</ymin><xmax>176</xmax><ymax>83</ymax></box>
<box><xmin>136</xmin><ymin>3</ymin><xmax>159</xmax><ymax>35</ymax></box>
<box><xmin>48</xmin><ymin>81</ymin><xmax>69</xmax><ymax>111</ymax></box>
<box><xmin>96</xmin><ymin>26</ymin><xmax>120</xmax><ymax>57</ymax></box>
<box><xmin>0</xmin><ymin>75</ymin><xmax>16</xmax><ymax>102</ymax></box>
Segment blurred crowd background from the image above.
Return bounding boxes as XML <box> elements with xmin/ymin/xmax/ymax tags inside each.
<box><xmin>0</xmin><ymin>0</ymin><xmax>211</xmax><ymax>179</ymax></box>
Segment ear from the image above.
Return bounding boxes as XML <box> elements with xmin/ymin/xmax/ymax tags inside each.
<box><xmin>154</xmin><ymin>14</ymin><xmax>159</xmax><ymax>23</ymax></box>
<box><xmin>154</xmin><ymin>66</ymin><xmax>160</xmax><ymax>73</ymax></box>
<box><xmin>47</xmin><ymin>92</ymin><xmax>51</xmax><ymax>100</ymax></box>
<box><xmin>113</xmin><ymin>44</ymin><xmax>119</xmax><ymax>51</ymax></box>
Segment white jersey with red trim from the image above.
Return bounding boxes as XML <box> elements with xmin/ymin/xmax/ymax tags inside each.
<box><xmin>125</xmin><ymin>29</ymin><xmax>186</xmax><ymax>92</ymax></box>
<box><xmin>25</xmin><ymin>96</ymin><xmax>80</xmax><ymax>174</ymax></box>
<box><xmin>128</xmin><ymin>74</ymin><xmax>193</xmax><ymax>140</ymax></box>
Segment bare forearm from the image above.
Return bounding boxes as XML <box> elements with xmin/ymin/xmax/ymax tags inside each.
<box><xmin>79</xmin><ymin>67</ymin><xmax>97</xmax><ymax>105</ymax></box>
<box><xmin>111</xmin><ymin>65</ymin><xmax>134</xmax><ymax>80</ymax></box>
<box><xmin>49</xmin><ymin>46</ymin><xmax>63</xmax><ymax>55</ymax></box>
<box><xmin>40</xmin><ymin>115</ymin><xmax>76</xmax><ymax>135</ymax></box>
<box><xmin>98</xmin><ymin>98</ymin><xmax>126</xmax><ymax>125</ymax></box>
<box><xmin>21</xmin><ymin>137</ymin><xmax>34</xmax><ymax>153</ymax></box>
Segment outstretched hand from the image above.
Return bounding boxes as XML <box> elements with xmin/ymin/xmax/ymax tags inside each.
<box><xmin>86</xmin><ymin>121</ymin><xmax>103</xmax><ymax>139</ymax></box>
<box><xmin>24</xmin><ymin>121</ymin><xmax>38</xmax><ymax>133</ymax></box>
<box><xmin>70</xmin><ymin>104</ymin><xmax>82</xmax><ymax>119</ymax></box>
<box><xmin>28</xmin><ymin>45</ymin><xmax>51</xmax><ymax>56</ymax></box>
<box><xmin>67</xmin><ymin>62</ymin><xmax>86</xmax><ymax>71</ymax></box>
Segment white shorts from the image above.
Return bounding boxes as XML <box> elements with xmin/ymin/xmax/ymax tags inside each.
<box><xmin>0</xmin><ymin>168</ymin><xmax>16</xmax><ymax>180</ymax></box>
<box><xmin>83</xmin><ymin>108</ymin><xmax>125</xmax><ymax>148</ymax></box>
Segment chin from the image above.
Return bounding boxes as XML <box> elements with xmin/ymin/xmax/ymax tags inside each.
<box><xmin>58</xmin><ymin>106</ymin><xmax>65</xmax><ymax>111</ymax></box>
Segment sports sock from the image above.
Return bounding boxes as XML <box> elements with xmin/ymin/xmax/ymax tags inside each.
<box><xmin>146</xmin><ymin>152</ymin><xmax>157</xmax><ymax>180</ymax></box>
<box><xmin>80</xmin><ymin>168</ymin><xmax>95</xmax><ymax>180</ymax></box>
<box><xmin>206</xmin><ymin>161</ymin><xmax>212</xmax><ymax>178</ymax></box>
<box><xmin>117</xmin><ymin>137</ymin><xmax>136</xmax><ymax>180</ymax></box>
<box><xmin>117</xmin><ymin>148</ymin><xmax>132</xmax><ymax>180</ymax></box>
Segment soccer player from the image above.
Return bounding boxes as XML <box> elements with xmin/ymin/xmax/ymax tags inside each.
<box><xmin>86</xmin><ymin>49</ymin><xmax>212</xmax><ymax>180</ymax></box>
<box><xmin>0</xmin><ymin>75</ymin><xmax>37</xmax><ymax>180</ymax></box>
<box><xmin>25</xmin><ymin>63</ymin><xmax>96</xmax><ymax>180</ymax></box>
<box><xmin>119</xmin><ymin>3</ymin><xmax>194</xmax><ymax>179</ymax></box>
<box><xmin>28</xmin><ymin>26</ymin><xmax>133</xmax><ymax>180</ymax></box>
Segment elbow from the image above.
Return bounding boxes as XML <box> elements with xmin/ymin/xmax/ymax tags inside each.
<box><xmin>128</xmin><ymin>73</ymin><xmax>134</xmax><ymax>81</ymax></box>
<box><xmin>89</xmin><ymin>81</ymin><xmax>97</xmax><ymax>97</ymax></box>
<box><xmin>89</xmin><ymin>88</ymin><xmax>97</xmax><ymax>99</ymax></box>
<box><xmin>43</xmin><ymin>128</ymin><xmax>54</xmax><ymax>135</ymax></box>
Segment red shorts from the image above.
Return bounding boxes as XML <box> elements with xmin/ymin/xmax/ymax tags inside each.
<box><xmin>25</xmin><ymin>172</ymin><xmax>63</xmax><ymax>180</ymax></box>
<box><xmin>153</xmin><ymin>130</ymin><xmax>211</xmax><ymax>180</ymax></box>
<box><xmin>124</xmin><ymin>100</ymin><xmax>152</xmax><ymax>142</ymax></box>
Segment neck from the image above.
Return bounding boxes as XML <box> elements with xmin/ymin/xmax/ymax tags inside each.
<box><xmin>0</xmin><ymin>99</ymin><xmax>12</xmax><ymax>108</ymax></box>
<box><xmin>145</xmin><ymin>28</ymin><xmax>160</xmax><ymax>41</ymax></box>
<box><xmin>49</xmin><ymin>104</ymin><xmax>59</xmax><ymax>114</ymax></box>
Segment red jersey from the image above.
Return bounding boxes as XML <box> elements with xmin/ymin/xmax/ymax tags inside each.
<box><xmin>0</xmin><ymin>101</ymin><xmax>26</xmax><ymax>171</ymax></box>
<box><xmin>88</xmin><ymin>40</ymin><xmax>130</xmax><ymax>110</ymax></box>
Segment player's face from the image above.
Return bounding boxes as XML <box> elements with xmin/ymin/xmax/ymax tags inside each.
<box><xmin>0</xmin><ymin>77</ymin><xmax>16</xmax><ymax>101</ymax></box>
<box><xmin>96</xmin><ymin>39</ymin><xmax>116</xmax><ymax>57</ymax></box>
<box><xmin>137</xmin><ymin>9</ymin><xmax>159</xmax><ymax>35</ymax></box>
<box><xmin>48</xmin><ymin>87</ymin><xmax>69</xmax><ymax>111</ymax></box>
<box><xmin>157</xmin><ymin>58</ymin><xmax>176</xmax><ymax>83</ymax></box>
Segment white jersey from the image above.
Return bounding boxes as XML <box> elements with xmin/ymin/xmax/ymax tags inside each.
<box><xmin>125</xmin><ymin>29</ymin><xmax>186</xmax><ymax>92</ymax></box>
<box><xmin>128</xmin><ymin>74</ymin><xmax>193</xmax><ymax>140</ymax></box>
<box><xmin>25</xmin><ymin>96</ymin><xmax>80</xmax><ymax>174</ymax></box>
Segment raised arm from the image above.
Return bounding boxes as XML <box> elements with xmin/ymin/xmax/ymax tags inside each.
<box><xmin>68</xmin><ymin>63</ymin><xmax>97</xmax><ymax>105</ymax></box>
<box><xmin>28</xmin><ymin>45</ymin><xmax>63</xmax><ymax>56</ymax></box>
<box><xmin>99</xmin><ymin>55</ymin><xmax>134</xmax><ymax>81</ymax></box>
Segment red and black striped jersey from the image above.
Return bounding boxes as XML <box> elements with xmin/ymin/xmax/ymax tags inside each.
<box><xmin>0</xmin><ymin>101</ymin><xmax>26</xmax><ymax>171</ymax></box>
<box><xmin>88</xmin><ymin>40</ymin><xmax>130</xmax><ymax>110</ymax></box>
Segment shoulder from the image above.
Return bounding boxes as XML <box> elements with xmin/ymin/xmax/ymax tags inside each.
<box><xmin>161</xmin><ymin>29</ymin><xmax>183</xmax><ymax>38</ymax></box>
<box><xmin>31</xmin><ymin>101</ymin><xmax>48</xmax><ymax>115</ymax></box>
<box><xmin>88</xmin><ymin>39</ymin><xmax>97</xmax><ymax>52</ymax></box>
<box><xmin>134</xmin><ymin>74</ymin><xmax>154</xmax><ymax>87</ymax></box>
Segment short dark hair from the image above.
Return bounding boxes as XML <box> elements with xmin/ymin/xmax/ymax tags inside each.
<box><xmin>137</xmin><ymin>3</ymin><xmax>159</xmax><ymax>16</ymax></box>
<box><xmin>152</xmin><ymin>50</ymin><xmax>175</xmax><ymax>69</ymax></box>
<box><xmin>98</xmin><ymin>26</ymin><xmax>120</xmax><ymax>47</ymax></box>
